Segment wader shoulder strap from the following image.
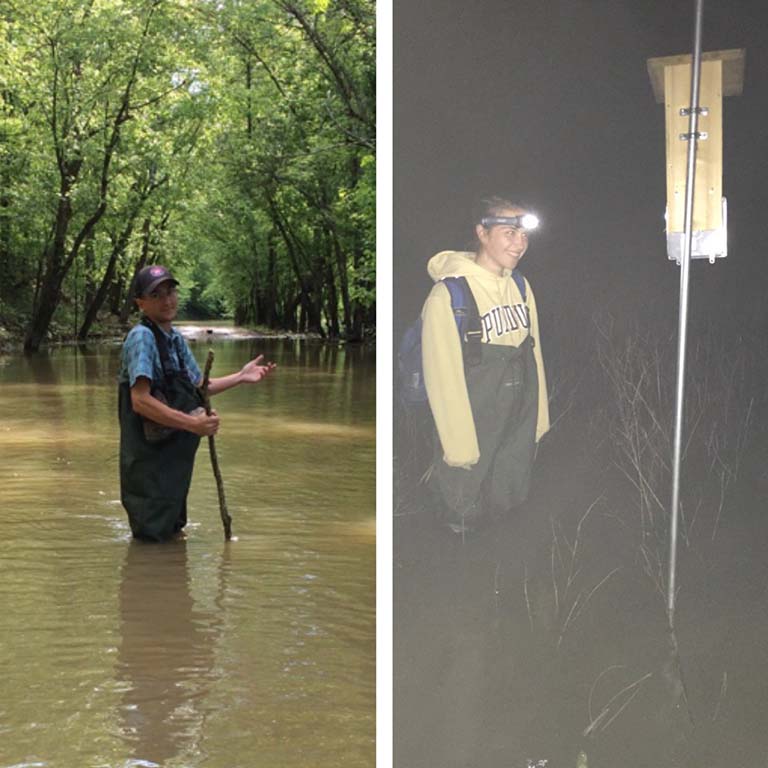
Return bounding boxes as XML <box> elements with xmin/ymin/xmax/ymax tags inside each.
<box><xmin>140</xmin><ymin>316</ymin><xmax>187</xmax><ymax>382</ymax></box>
<box><xmin>443</xmin><ymin>276</ymin><xmax>482</xmax><ymax>368</ymax></box>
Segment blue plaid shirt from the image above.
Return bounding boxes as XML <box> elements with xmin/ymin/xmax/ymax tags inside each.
<box><xmin>119</xmin><ymin>323</ymin><xmax>202</xmax><ymax>387</ymax></box>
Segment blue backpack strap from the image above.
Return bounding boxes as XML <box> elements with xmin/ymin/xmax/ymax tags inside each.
<box><xmin>443</xmin><ymin>277</ymin><xmax>467</xmax><ymax>339</ymax></box>
<box><xmin>512</xmin><ymin>268</ymin><xmax>527</xmax><ymax>302</ymax></box>
<box><xmin>443</xmin><ymin>276</ymin><xmax>482</xmax><ymax>367</ymax></box>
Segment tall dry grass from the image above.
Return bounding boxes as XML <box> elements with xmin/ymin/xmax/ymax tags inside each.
<box><xmin>594</xmin><ymin>312</ymin><xmax>760</xmax><ymax>596</ymax></box>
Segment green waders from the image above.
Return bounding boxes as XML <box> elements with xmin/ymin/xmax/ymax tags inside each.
<box><xmin>119</xmin><ymin>339</ymin><xmax>204</xmax><ymax>541</ymax></box>
<box><xmin>430</xmin><ymin>336</ymin><xmax>539</xmax><ymax>528</ymax></box>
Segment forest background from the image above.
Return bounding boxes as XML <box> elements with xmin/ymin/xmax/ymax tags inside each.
<box><xmin>0</xmin><ymin>0</ymin><xmax>375</xmax><ymax>352</ymax></box>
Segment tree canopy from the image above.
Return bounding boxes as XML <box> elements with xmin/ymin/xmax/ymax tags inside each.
<box><xmin>0</xmin><ymin>0</ymin><xmax>375</xmax><ymax>350</ymax></box>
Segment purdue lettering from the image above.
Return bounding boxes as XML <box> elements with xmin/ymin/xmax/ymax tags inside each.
<box><xmin>503</xmin><ymin>305</ymin><xmax>519</xmax><ymax>331</ymax></box>
<box><xmin>492</xmin><ymin>307</ymin><xmax>504</xmax><ymax>336</ymax></box>
<box><xmin>481</xmin><ymin>303</ymin><xmax>529</xmax><ymax>342</ymax></box>
<box><xmin>481</xmin><ymin>313</ymin><xmax>494</xmax><ymax>342</ymax></box>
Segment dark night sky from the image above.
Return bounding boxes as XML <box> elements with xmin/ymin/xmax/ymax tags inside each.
<box><xmin>393</xmin><ymin>0</ymin><xmax>768</xmax><ymax>340</ymax></box>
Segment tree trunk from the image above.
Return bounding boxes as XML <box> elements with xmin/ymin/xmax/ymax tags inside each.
<box><xmin>24</xmin><ymin>185</ymin><xmax>75</xmax><ymax>351</ymax></box>
<box><xmin>78</xmin><ymin>220</ymin><xmax>135</xmax><ymax>340</ymax></box>
<box><xmin>119</xmin><ymin>216</ymin><xmax>152</xmax><ymax>323</ymax></box>
<box><xmin>78</xmin><ymin>251</ymin><xmax>118</xmax><ymax>340</ymax></box>
<box><xmin>298</xmin><ymin>299</ymin><xmax>306</xmax><ymax>333</ymax></box>
<box><xmin>267</xmin><ymin>196</ymin><xmax>315</xmax><ymax>328</ymax></box>
<box><xmin>324</xmin><ymin>242</ymin><xmax>339</xmax><ymax>338</ymax></box>
<box><xmin>282</xmin><ymin>293</ymin><xmax>299</xmax><ymax>332</ymax></box>
<box><xmin>245</xmin><ymin>57</ymin><xmax>254</xmax><ymax>139</ymax></box>
<box><xmin>0</xmin><ymin>183</ymin><xmax>9</xmax><ymax>278</ymax></box>
<box><xmin>265</xmin><ymin>234</ymin><xmax>277</xmax><ymax>328</ymax></box>
<box><xmin>331</xmin><ymin>232</ymin><xmax>352</xmax><ymax>337</ymax></box>
<box><xmin>24</xmin><ymin>264</ymin><xmax>66</xmax><ymax>351</ymax></box>
<box><xmin>306</xmin><ymin>232</ymin><xmax>326</xmax><ymax>337</ymax></box>
<box><xmin>347</xmin><ymin>156</ymin><xmax>368</xmax><ymax>342</ymax></box>
<box><xmin>109</xmin><ymin>275</ymin><xmax>124</xmax><ymax>315</ymax></box>
<box><xmin>83</xmin><ymin>230</ymin><xmax>96</xmax><ymax>310</ymax></box>
<box><xmin>24</xmin><ymin>194</ymin><xmax>109</xmax><ymax>352</ymax></box>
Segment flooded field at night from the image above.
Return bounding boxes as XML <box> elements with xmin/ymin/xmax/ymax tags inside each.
<box><xmin>394</xmin><ymin>318</ymin><xmax>768</xmax><ymax>768</ymax></box>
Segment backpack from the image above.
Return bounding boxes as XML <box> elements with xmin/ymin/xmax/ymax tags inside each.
<box><xmin>397</xmin><ymin>270</ymin><xmax>527</xmax><ymax>405</ymax></box>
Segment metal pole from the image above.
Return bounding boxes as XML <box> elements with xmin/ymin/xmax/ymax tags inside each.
<box><xmin>668</xmin><ymin>0</ymin><xmax>704</xmax><ymax>627</ymax></box>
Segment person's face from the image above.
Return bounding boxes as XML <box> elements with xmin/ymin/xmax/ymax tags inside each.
<box><xmin>475</xmin><ymin>208</ymin><xmax>530</xmax><ymax>274</ymax></box>
<box><xmin>135</xmin><ymin>281</ymin><xmax>179</xmax><ymax>327</ymax></box>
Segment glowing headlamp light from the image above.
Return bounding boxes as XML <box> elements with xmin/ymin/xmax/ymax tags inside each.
<box><xmin>481</xmin><ymin>213</ymin><xmax>540</xmax><ymax>232</ymax></box>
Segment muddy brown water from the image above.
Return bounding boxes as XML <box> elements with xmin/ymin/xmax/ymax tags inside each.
<box><xmin>395</xmin><ymin>384</ymin><xmax>768</xmax><ymax>768</ymax></box>
<box><xmin>0</xmin><ymin>332</ymin><xmax>375</xmax><ymax>768</ymax></box>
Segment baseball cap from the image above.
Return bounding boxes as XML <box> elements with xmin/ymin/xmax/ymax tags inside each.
<box><xmin>134</xmin><ymin>265</ymin><xmax>179</xmax><ymax>298</ymax></box>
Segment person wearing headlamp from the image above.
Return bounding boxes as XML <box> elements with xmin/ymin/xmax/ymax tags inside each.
<box><xmin>421</xmin><ymin>196</ymin><xmax>550</xmax><ymax>533</ymax></box>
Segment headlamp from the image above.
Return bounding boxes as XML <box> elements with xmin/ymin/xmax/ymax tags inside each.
<box><xmin>481</xmin><ymin>213</ymin><xmax>540</xmax><ymax>232</ymax></box>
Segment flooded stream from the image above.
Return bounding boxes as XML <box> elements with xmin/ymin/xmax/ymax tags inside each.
<box><xmin>0</xmin><ymin>332</ymin><xmax>375</xmax><ymax>768</ymax></box>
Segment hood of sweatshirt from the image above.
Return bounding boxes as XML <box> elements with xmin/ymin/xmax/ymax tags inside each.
<box><xmin>427</xmin><ymin>250</ymin><xmax>516</xmax><ymax>283</ymax></box>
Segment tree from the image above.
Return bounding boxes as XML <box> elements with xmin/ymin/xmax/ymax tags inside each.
<box><xmin>1</xmin><ymin>0</ymin><xmax>376</xmax><ymax>344</ymax></box>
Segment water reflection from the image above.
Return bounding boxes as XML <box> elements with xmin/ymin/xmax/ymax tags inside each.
<box><xmin>25</xmin><ymin>351</ymin><xmax>65</xmax><ymax>419</ymax></box>
<box><xmin>117</xmin><ymin>540</ymin><xmax>221</xmax><ymax>765</ymax></box>
<box><xmin>76</xmin><ymin>344</ymin><xmax>103</xmax><ymax>414</ymax></box>
<box><xmin>25</xmin><ymin>349</ymin><xmax>58</xmax><ymax>381</ymax></box>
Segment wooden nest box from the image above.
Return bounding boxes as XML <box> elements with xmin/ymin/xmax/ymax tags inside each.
<box><xmin>646</xmin><ymin>48</ymin><xmax>745</xmax><ymax>262</ymax></box>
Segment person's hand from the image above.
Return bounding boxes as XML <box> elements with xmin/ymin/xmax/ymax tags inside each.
<box><xmin>239</xmin><ymin>354</ymin><xmax>277</xmax><ymax>384</ymax></box>
<box><xmin>190</xmin><ymin>408</ymin><xmax>220</xmax><ymax>437</ymax></box>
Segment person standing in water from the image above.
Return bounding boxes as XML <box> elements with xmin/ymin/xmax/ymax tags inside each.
<box><xmin>421</xmin><ymin>197</ymin><xmax>550</xmax><ymax>533</ymax></box>
<box><xmin>118</xmin><ymin>264</ymin><xmax>276</xmax><ymax>541</ymax></box>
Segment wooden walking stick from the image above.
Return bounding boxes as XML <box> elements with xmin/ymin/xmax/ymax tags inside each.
<box><xmin>200</xmin><ymin>350</ymin><xmax>232</xmax><ymax>541</ymax></box>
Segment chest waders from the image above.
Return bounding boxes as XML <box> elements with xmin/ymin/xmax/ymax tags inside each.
<box><xmin>430</xmin><ymin>335</ymin><xmax>539</xmax><ymax>529</ymax></box>
<box><xmin>119</xmin><ymin>320</ymin><xmax>204</xmax><ymax>541</ymax></box>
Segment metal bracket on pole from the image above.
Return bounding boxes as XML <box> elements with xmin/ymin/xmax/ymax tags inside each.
<box><xmin>680</xmin><ymin>106</ymin><xmax>709</xmax><ymax>116</ymax></box>
<box><xmin>679</xmin><ymin>131</ymin><xmax>708</xmax><ymax>140</ymax></box>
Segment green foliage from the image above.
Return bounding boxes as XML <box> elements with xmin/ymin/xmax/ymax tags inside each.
<box><xmin>0</xmin><ymin>0</ymin><xmax>375</xmax><ymax>343</ymax></box>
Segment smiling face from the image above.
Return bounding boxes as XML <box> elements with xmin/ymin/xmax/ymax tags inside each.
<box><xmin>475</xmin><ymin>207</ymin><xmax>530</xmax><ymax>275</ymax></box>
<box><xmin>135</xmin><ymin>281</ymin><xmax>179</xmax><ymax>330</ymax></box>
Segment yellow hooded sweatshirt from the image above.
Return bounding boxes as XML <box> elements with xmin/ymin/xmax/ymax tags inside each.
<box><xmin>422</xmin><ymin>250</ymin><xmax>550</xmax><ymax>468</ymax></box>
